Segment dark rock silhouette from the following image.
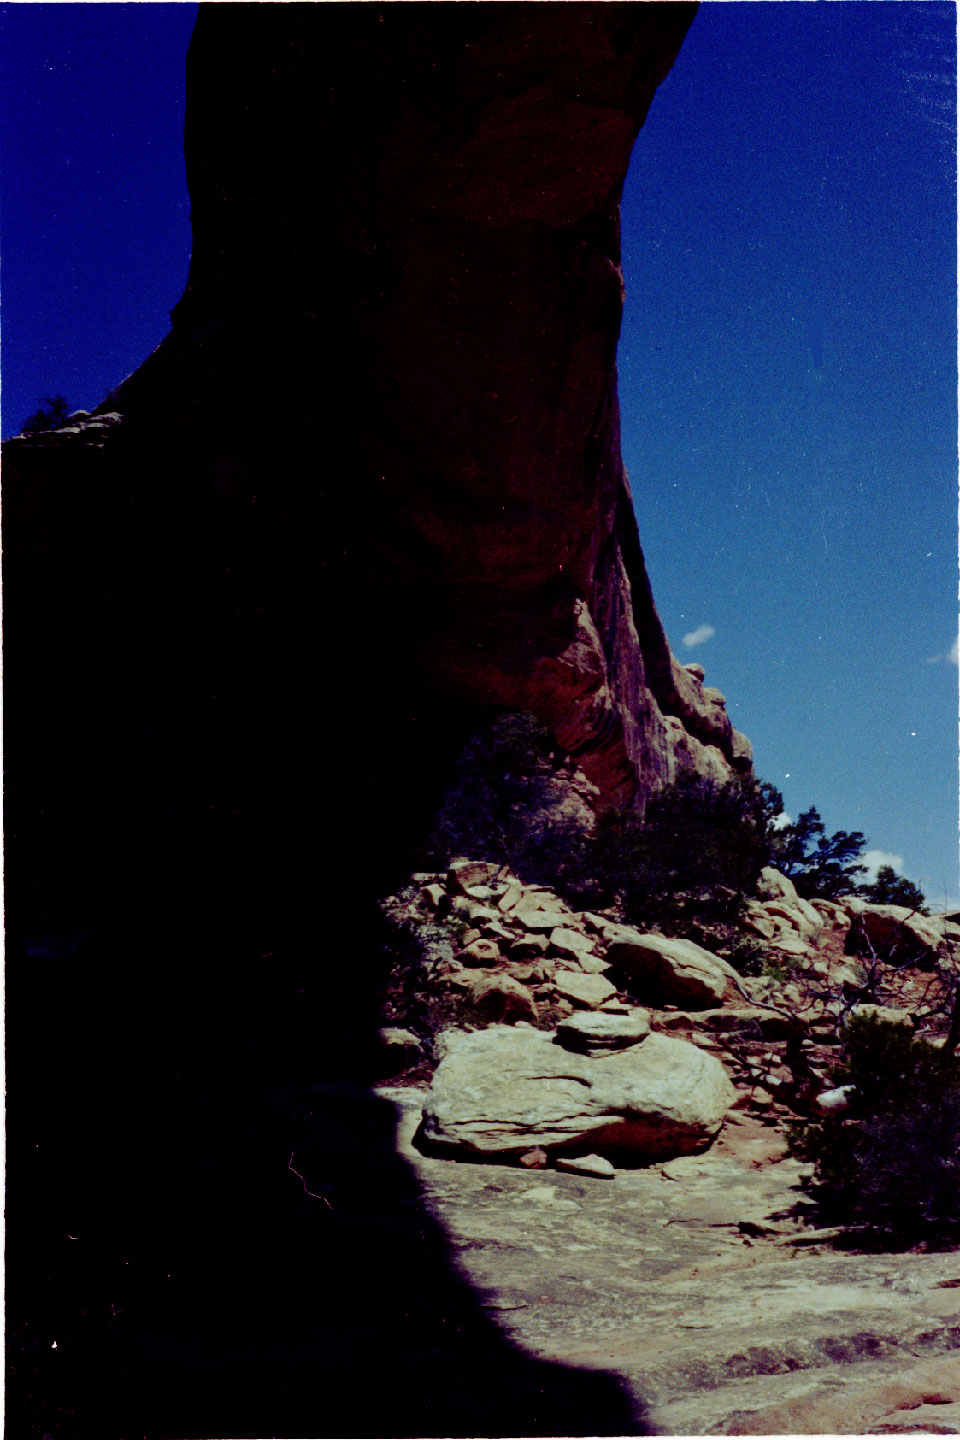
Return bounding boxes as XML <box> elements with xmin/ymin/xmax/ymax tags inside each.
<box><xmin>3</xmin><ymin>5</ymin><xmax>729</xmax><ymax>1435</ymax></box>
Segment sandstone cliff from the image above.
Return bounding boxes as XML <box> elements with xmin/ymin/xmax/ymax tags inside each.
<box><xmin>5</xmin><ymin>4</ymin><xmax>750</xmax><ymax>936</ymax></box>
<box><xmin>6</xmin><ymin>3</ymin><xmax>747</xmax><ymax>816</ymax></box>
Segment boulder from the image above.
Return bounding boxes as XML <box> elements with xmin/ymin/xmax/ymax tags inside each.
<box><xmin>755</xmin><ymin>868</ymin><xmax>800</xmax><ymax>904</ymax></box>
<box><xmin>507</xmin><ymin>960</ymin><xmax>548</xmax><ymax>985</ymax></box>
<box><xmin>763</xmin><ymin>898</ymin><xmax>822</xmax><ymax>938</ymax></box>
<box><xmin>556</xmin><ymin>1154</ymin><xmax>615</xmax><ymax>1179</ymax></box>
<box><xmin>556</xmin><ymin>1009</ymin><xmax>650</xmax><ymax>1052</ymax></box>
<box><xmin>553</xmin><ymin>971</ymin><xmax>618</xmax><ymax>1010</ymax></box>
<box><xmin>447</xmin><ymin>859</ymin><xmax>502</xmax><ymax>894</ymax></box>
<box><xmin>850</xmin><ymin>1003</ymin><xmax>914</xmax><ymax>1029</ymax></box>
<box><xmin>510</xmin><ymin>891</ymin><xmax>573</xmax><ymax>928</ymax></box>
<box><xmin>463</xmin><ymin>972</ymin><xmax>538</xmax><ymax>1025</ymax></box>
<box><xmin>844</xmin><ymin>900</ymin><xmax>944</xmax><ymax>966</ymax></box>
<box><xmin>741</xmin><ymin>905</ymin><xmax>777</xmax><ymax>941</ymax></box>
<box><xmin>478</xmin><ymin>919</ymin><xmax>516</xmax><ymax>945</ymax></box>
<box><xmin>518</xmin><ymin>909</ymin><xmax>575</xmax><ymax>933</ymax></box>
<box><xmin>497</xmin><ymin>884</ymin><xmax>524</xmax><ymax>915</ymax></box>
<box><xmin>422</xmin><ymin>882</ymin><xmax>449</xmax><ymax>913</ymax></box>
<box><xmin>548</xmin><ymin>927</ymin><xmax>598</xmax><ymax>962</ymax></box>
<box><xmin>576</xmin><ymin>952</ymin><xmax>614</xmax><ymax>975</ymax></box>
<box><xmin>459</xmin><ymin>938</ymin><xmax>501</xmax><ymax>967</ymax></box>
<box><xmin>606</xmin><ymin>931</ymin><xmax>741</xmax><ymax>1009</ymax></box>
<box><xmin>417</xmin><ymin>1025</ymin><xmax>736</xmax><ymax>1162</ymax></box>
<box><xmin>508</xmin><ymin>933</ymin><xmax>550</xmax><ymax>961</ymax></box>
<box><xmin>769</xmin><ymin>932</ymin><xmax>810</xmax><ymax>960</ymax></box>
<box><xmin>810</xmin><ymin>898</ymin><xmax>851</xmax><ymax>928</ymax></box>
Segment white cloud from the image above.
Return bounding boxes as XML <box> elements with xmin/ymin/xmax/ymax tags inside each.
<box><xmin>682</xmin><ymin>623</ymin><xmax>715</xmax><ymax>649</ymax></box>
<box><xmin>925</xmin><ymin>633</ymin><xmax>959</xmax><ymax>664</ymax></box>
<box><xmin>772</xmin><ymin>811</ymin><xmax>792</xmax><ymax>830</ymax></box>
<box><xmin>861</xmin><ymin>849</ymin><xmax>904</xmax><ymax>882</ymax></box>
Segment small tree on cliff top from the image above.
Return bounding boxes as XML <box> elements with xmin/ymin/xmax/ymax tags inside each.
<box><xmin>21</xmin><ymin>395</ymin><xmax>71</xmax><ymax>433</ymax></box>
<box><xmin>771</xmin><ymin>803</ymin><xmax>867</xmax><ymax>900</ymax></box>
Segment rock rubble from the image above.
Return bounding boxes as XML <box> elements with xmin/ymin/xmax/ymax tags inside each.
<box><xmin>381</xmin><ymin>861</ymin><xmax>960</xmax><ymax>1171</ymax></box>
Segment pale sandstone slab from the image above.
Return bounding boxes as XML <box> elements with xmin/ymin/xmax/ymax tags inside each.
<box><xmin>554</xmin><ymin>971</ymin><xmax>617</xmax><ymax>1009</ymax></box>
<box><xmin>417</xmin><ymin>1024</ymin><xmax>736</xmax><ymax>1161</ymax></box>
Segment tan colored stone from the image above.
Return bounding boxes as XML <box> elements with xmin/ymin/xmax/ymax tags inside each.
<box><xmin>459</xmin><ymin>938</ymin><xmax>501</xmax><ymax>967</ymax></box>
<box><xmin>519</xmin><ymin>909</ymin><xmax>573</xmax><ymax>933</ymax></box>
<box><xmin>447</xmin><ymin>859</ymin><xmax>502</xmax><ymax>894</ymax></box>
<box><xmin>418</xmin><ymin>1025</ymin><xmax>736</xmax><ymax>1161</ymax></box>
<box><xmin>422</xmin><ymin>882</ymin><xmax>450</xmax><ymax>912</ymax></box>
<box><xmin>556</xmin><ymin>1009</ymin><xmax>651</xmax><ymax>1052</ymax></box>
<box><xmin>606</xmin><ymin>931</ymin><xmax>741</xmax><ymax>1009</ymax></box>
<box><xmin>497</xmin><ymin>883</ymin><xmax>524</xmax><ymax>915</ymax></box>
<box><xmin>508</xmin><ymin>933</ymin><xmax>550</xmax><ymax>960</ymax></box>
<box><xmin>556</xmin><ymin>1154</ymin><xmax>615</xmax><ymax>1178</ymax></box>
<box><xmin>463</xmin><ymin>972</ymin><xmax>538</xmax><ymax>1024</ymax></box>
<box><xmin>850</xmin><ymin>1003</ymin><xmax>914</xmax><ymax>1028</ymax></box>
<box><xmin>755</xmin><ymin>867</ymin><xmax>800</xmax><ymax>903</ymax></box>
<box><xmin>548</xmin><ymin>926</ymin><xmax>597</xmax><ymax>961</ymax></box>
<box><xmin>554</xmin><ymin>971</ymin><xmax>617</xmax><ymax>1010</ymax></box>
<box><xmin>844</xmin><ymin>899</ymin><xmax>944</xmax><ymax>966</ymax></box>
<box><xmin>576</xmin><ymin>952</ymin><xmax>613</xmax><ymax>975</ymax></box>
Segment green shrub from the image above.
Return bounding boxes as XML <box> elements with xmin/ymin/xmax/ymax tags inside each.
<box><xmin>790</xmin><ymin>1014</ymin><xmax>960</xmax><ymax>1243</ymax></box>
<box><xmin>857</xmin><ymin>864</ymin><xmax>928</xmax><ymax>913</ymax></box>
<box><xmin>419</xmin><ymin>711</ymin><xmax>591</xmax><ymax>886</ymax></box>
<box><xmin>567</xmin><ymin>774</ymin><xmax>768</xmax><ymax>929</ymax></box>
<box><xmin>770</xmin><ymin>804</ymin><xmax>867</xmax><ymax>900</ymax></box>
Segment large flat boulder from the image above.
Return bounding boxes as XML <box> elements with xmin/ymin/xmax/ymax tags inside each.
<box><xmin>605</xmin><ymin>931</ymin><xmax>742</xmax><ymax>1008</ymax></box>
<box><xmin>416</xmin><ymin>1024</ymin><xmax>736</xmax><ymax>1162</ymax></box>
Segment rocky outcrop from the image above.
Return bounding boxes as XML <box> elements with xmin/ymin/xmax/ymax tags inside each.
<box><xmin>383</xmin><ymin>862</ymin><xmax>960</xmax><ymax>1147</ymax></box>
<box><xmin>417</xmin><ymin>1024</ymin><xmax>736</xmax><ymax>1163</ymax></box>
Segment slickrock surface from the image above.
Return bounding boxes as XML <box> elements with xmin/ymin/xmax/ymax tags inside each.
<box><xmin>373</xmin><ymin>863</ymin><xmax>960</xmax><ymax>1430</ymax></box>
<box><xmin>384</xmin><ymin>1087</ymin><xmax>960</xmax><ymax>1435</ymax></box>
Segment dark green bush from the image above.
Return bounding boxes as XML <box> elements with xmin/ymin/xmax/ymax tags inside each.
<box><xmin>771</xmin><ymin>803</ymin><xmax>867</xmax><ymax>900</ymax></box>
<box><xmin>423</xmin><ymin>718</ymin><xmax>772</xmax><ymax>931</ymax></box>
<box><xmin>567</xmin><ymin>773</ymin><xmax>768</xmax><ymax>928</ymax></box>
<box><xmin>857</xmin><ymin>864</ymin><xmax>928</xmax><ymax>913</ymax></box>
<box><xmin>419</xmin><ymin>711</ymin><xmax>591</xmax><ymax>887</ymax></box>
<box><xmin>790</xmin><ymin>1014</ymin><xmax>960</xmax><ymax>1243</ymax></box>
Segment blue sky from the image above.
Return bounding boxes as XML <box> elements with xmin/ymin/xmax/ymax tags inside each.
<box><xmin>1</xmin><ymin>3</ymin><xmax>957</xmax><ymax>905</ymax></box>
<box><xmin>0</xmin><ymin>3</ymin><xmax>196</xmax><ymax>430</ymax></box>
<box><xmin>620</xmin><ymin>2</ymin><xmax>958</xmax><ymax>907</ymax></box>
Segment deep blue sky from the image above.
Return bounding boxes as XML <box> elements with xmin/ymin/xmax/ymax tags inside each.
<box><xmin>620</xmin><ymin>2</ymin><xmax>958</xmax><ymax>907</ymax></box>
<box><xmin>1</xmin><ymin>3</ymin><xmax>957</xmax><ymax>905</ymax></box>
<box><xmin>0</xmin><ymin>3</ymin><xmax>196</xmax><ymax>430</ymax></box>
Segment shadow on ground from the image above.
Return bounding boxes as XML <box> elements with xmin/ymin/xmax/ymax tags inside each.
<box><xmin>4</xmin><ymin>402</ymin><xmax>652</xmax><ymax>1438</ymax></box>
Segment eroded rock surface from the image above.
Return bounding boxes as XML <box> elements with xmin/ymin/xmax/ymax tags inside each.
<box><xmin>384</xmin><ymin>1086</ymin><xmax>960</xmax><ymax>1435</ymax></box>
<box><xmin>417</xmin><ymin>1024</ymin><xmax>735</xmax><ymax>1162</ymax></box>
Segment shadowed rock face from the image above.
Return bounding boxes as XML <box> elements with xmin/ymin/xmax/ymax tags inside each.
<box><xmin>93</xmin><ymin>0</ymin><xmax>746</xmax><ymax>811</ymax></box>
<box><xmin>4</xmin><ymin>9</ymin><xmax>759</xmax><ymax>1434</ymax></box>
